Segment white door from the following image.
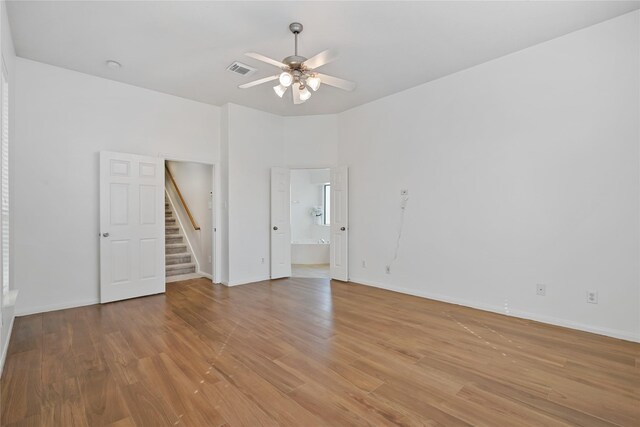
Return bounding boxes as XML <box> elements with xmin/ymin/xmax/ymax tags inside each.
<box><xmin>330</xmin><ymin>166</ymin><xmax>349</xmax><ymax>281</ymax></box>
<box><xmin>271</xmin><ymin>167</ymin><xmax>291</xmax><ymax>279</ymax></box>
<box><xmin>100</xmin><ymin>151</ymin><xmax>165</xmax><ymax>303</ymax></box>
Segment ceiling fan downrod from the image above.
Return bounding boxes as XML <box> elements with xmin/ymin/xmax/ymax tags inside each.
<box><xmin>289</xmin><ymin>22</ymin><xmax>303</xmax><ymax>57</ymax></box>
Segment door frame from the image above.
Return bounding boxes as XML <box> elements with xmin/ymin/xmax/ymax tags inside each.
<box><xmin>285</xmin><ymin>166</ymin><xmax>348</xmax><ymax>281</ymax></box>
<box><xmin>161</xmin><ymin>155</ymin><xmax>219</xmax><ymax>284</ymax></box>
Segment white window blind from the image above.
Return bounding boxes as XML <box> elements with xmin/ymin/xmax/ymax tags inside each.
<box><xmin>1</xmin><ymin>65</ymin><xmax>9</xmax><ymax>296</ymax></box>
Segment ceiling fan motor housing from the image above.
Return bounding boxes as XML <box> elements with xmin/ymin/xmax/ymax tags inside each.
<box><xmin>283</xmin><ymin>55</ymin><xmax>307</xmax><ymax>70</ymax></box>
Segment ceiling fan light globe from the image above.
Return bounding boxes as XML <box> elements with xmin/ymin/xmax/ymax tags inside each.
<box><xmin>273</xmin><ymin>84</ymin><xmax>287</xmax><ymax>98</ymax></box>
<box><xmin>299</xmin><ymin>86</ymin><xmax>311</xmax><ymax>101</ymax></box>
<box><xmin>279</xmin><ymin>72</ymin><xmax>293</xmax><ymax>87</ymax></box>
<box><xmin>307</xmin><ymin>76</ymin><xmax>321</xmax><ymax>91</ymax></box>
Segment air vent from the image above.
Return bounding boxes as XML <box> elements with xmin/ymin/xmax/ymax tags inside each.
<box><xmin>226</xmin><ymin>61</ymin><xmax>257</xmax><ymax>77</ymax></box>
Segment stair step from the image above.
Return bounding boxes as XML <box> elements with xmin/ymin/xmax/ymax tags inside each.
<box><xmin>164</xmin><ymin>197</ymin><xmax>191</xmax><ymax>274</ymax></box>
<box><xmin>166</xmin><ymin>253</ymin><xmax>191</xmax><ymax>265</ymax></box>
<box><xmin>166</xmin><ymin>235</ymin><xmax>183</xmax><ymax>244</ymax></box>
<box><xmin>166</xmin><ymin>244</ymin><xmax>187</xmax><ymax>254</ymax></box>
<box><xmin>166</xmin><ymin>262</ymin><xmax>196</xmax><ymax>277</ymax></box>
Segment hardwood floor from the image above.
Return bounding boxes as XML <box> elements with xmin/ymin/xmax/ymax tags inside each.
<box><xmin>1</xmin><ymin>278</ymin><xmax>639</xmax><ymax>426</ymax></box>
<box><xmin>291</xmin><ymin>264</ymin><xmax>330</xmax><ymax>279</ymax></box>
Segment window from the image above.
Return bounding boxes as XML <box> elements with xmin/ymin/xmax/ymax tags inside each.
<box><xmin>323</xmin><ymin>184</ymin><xmax>330</xmax><ymax>225</ymax></box>
<box><xmin>1</xmin><ymin>63</ymin><xmax>9</xmax><ymax>296</ymax></box>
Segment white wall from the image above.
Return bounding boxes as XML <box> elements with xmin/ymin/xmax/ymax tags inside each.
<box><xmin>0</xmin><ymin>0</ymin><xmax>17</xmax><ymax>374</ymax></box>
<box><xmin>290</xmin><ymin>169</ymin><xmax>330</xmax><ymax>243</ymax></box>
<box><xmin>14</xmin><ymin>58</ymin><xmax>220</xmax><ymax>314</ymax></box>
<box><xmin>339</xmin><ymin>11</ymin><xmax>640</xmax><ymax>341</ymax></box>
<box><xmin>219</xmin><ymin>105</ymin><xmax>230</xmax><ymax>284</ymax></box>
<box><xmin>224</xmin><ymin>103</ymin><xmax>283</xmax><ymax>285</ymax></box>
<box><xmin>166</xmin><ymin>160</ymin><xmax>213</xmax><ymax>275</ymax></box>
<box><xmin>222</xmin><ymin>106</ymin><xmax>339</xmax><ymax>285</ymax></box>
<box><xmin>284</xmin><ymin>115</ymin><xmax>338</xmax><ymax>168</ymax></box>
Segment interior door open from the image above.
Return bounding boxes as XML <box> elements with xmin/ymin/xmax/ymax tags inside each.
<box><xmin>99</xmin><ymin>151</ymin><xmax>165</xmax><ymax>303</ymax></box>
<box><xmin>330</xmin><ymin>166</ymin><xmax>349</xmax><ymax>281</ymax></box>
<box><xmin>270</xmin><ymin>167</ymin><xmax>291</xmax><ymax>279</ymax></box>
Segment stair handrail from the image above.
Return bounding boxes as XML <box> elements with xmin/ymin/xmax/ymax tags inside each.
<box><xmin>165</xmin><ymin>164</ymin><xmax>201</xmax><ymax>231</ymax></box>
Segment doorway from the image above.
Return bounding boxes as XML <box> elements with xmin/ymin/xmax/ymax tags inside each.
<box><xmin>99</xmin><ymin>151</ymin><xmax>218</xmax><ymax>304</ymax></box>
<box><xmin>290</xmin><ymin>169</ymin><xmax>330</xmax><ymax>278</ymax></box>
<box><xmin>270</xmin><ymin>166</ymin><xmax>348</xmax><ymax>281</ymax></box>
<box><xmin>164</xmin><ymin>160</ymin><xmax>215</xmax><ymax>283</ymax></box>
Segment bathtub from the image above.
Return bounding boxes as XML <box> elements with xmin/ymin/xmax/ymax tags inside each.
<box><xmin>291</xmin><ymin>240</ymin><xmax>330</xmax><ymax>264</ymax></box>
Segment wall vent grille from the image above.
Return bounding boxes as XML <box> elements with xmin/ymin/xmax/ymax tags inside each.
<box><xmin>226</xmin><ymin>61</ymin><xmax>257</xmax><ymax>77</ymax></box>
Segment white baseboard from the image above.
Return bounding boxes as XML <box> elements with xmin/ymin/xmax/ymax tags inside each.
<box><xmin>165</xmin><ymin>272</ymin><xmax>206</xmax><ymax>283</ymax></box>
<box><xmin>349</xmin><ymin>276</ymin><xmax>640</xmax><ymax>343</ymax></box>
<box><xmin>15</xmin><ymin>298</ymin><xmax>100</xmax><ymax>317</ymax></box>
<box><xmin>0</xmin><ymin>314</ymin><xmax>15</xmax><ymax>377</ymax></box>
<box><xmin>197</xmin><ymin>271</ymin><xmax>213</xmax><ymax>280</ymax></box>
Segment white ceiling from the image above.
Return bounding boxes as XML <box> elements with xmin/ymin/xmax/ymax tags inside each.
<box><xmin>6</xmin><ymin>1</ymin><xmax>640</xmax><ymax>116</ymax></box>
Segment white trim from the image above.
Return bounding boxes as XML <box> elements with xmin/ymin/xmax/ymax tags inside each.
<box><xmin>165</xmin><ymin>272</ymin><xmax>207</xmax><ymax>283</ymax></box>
<box><xmin>157</xmin><ymin>154</ymin><xmax>215</xmax><ymax>166</ymax></box>
<box><xmin>15</xmin><ymin>298</ymin><xmax>99</xmax><ymax>317</ymax></box>
<box><xmin>212</xmin><ymin>163</ymin><xmax>220</xmax><ymax>284</ymax></box>
<box><xmin>161</xmin><ymin>156</ymin><xmax>219</xmax><ymax>285</ymax></box>
<box><xmin>349</xmin><ymin>277</ymin><xmax>640</xmax><ymax>343</ymax></box>
<box><xmin>0</xmin><ymin>314</ymin><xmax>15</xmax><ymax>377</ymax></box>
<box><xmin>2</xmin><ymin>288</ymin><xmax>17</xmax><ymax>307</ymax></box>
<box><xmin>198</xmin><ymin>271</ymin><xmax>213</xmax><ymax>280</ymax></box>
<box><xmin>164</xmin><ymin>188</ymin><xmax>201</xmax><ymax>272</ymax></box>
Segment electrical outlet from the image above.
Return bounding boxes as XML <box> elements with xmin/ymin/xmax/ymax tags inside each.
<box><xmin>361</xmin><ymin>260</ymin><xmax>366</xmax><ymax>268</ymax></box>
<box><xmin>400</xmin><ymin>189</ymin><xmax>409</xmax><ymax>196</ymax></box>
<box><xmin>385</xmin><ymin>265</ymin><xmax>391</xmax><ymax>274</ymax></box>
<box><xmin>587</xmin><ymin>290</ymin><xmax>598</xmax><ymax>304</ymax></box>
<box><xmin>261</xmin><ymin>257</ymin><xmax>265</xmax><ymax>264</ymax></box>
<box><xmin>536</xmin><ymin>284</ymin><xmax>546</xmax><ymax>296</ymax></box>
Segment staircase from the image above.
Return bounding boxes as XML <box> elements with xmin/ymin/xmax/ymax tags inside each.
<box><xmin>165</xmin><ymin>197</ymin><xmax>197</xmax><ymax>277</ymax></box>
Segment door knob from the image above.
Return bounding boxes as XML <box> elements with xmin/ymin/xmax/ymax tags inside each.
<box><xmin>102</xmin><ymin>232</ymin><xmax>110</xmax><ymax>237</ymax></box>
<box><xmin>273</xmin><ymin>226</ymin><xmax>278</xmax><ymax>231</ymax></box>
<box><xmin>340</xmin><ymin>227</ymin><xmax>346</xmax><ymax>231</ymax></box>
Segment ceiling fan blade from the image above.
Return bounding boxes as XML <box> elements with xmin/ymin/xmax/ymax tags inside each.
<box><xmin>303</xmin><ymin>49</ymin><xmax>338</xmax><ymax>70</ymax></box>
<box><xmin>292</xmin><ymin>84</ymin><xmax>305</xmax><ymax>104</ymax></box>
<box><xmin>245</xmin><ymin>52</ymin><xmax>287</xmax><ymax>69</ymax></box>
<box><xmin>316</xmin><ymin>73</ymin><xmax>356</xmax><ymax>91</ymax></box>
<box><xmin>238</xmin><ymin>75</ymin><xmax>279</xmax><ymax>89</ymax></box>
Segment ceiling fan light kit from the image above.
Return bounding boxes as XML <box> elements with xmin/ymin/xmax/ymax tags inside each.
<box><xmin>307</xmin><ymin>75</ymin><xmax>321</xmax><ymax>91</ymax></box>
<box><xmin>279</xmin><ymin>72</ymin><xmax>293</xmax><ymax>87</ymax></box>
<box><xmin>273</xmin><ymin>84</ymin><xmax>287</xmax><ymax>98</ymax></box>
<box><xmin>239</xmin><ymin>22</ymin><xmax>355</xmax><ymax>105</ymax></box>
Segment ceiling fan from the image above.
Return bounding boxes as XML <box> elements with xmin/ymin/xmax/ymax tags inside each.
<box><xmin>239</xmin><ymin>22</ymin><xmax>356</xmax><ymax>104</ymax></box>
